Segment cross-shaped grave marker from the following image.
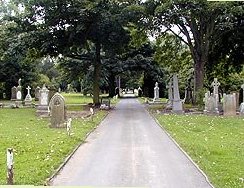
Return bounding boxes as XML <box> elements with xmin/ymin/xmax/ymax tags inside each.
<box><xmin>26</xmin><ymin>86</ymin><xmax>31</xmax><ymax>95</ymax></box>
<box><xmin>211</xmin><ymin>78</ymin><xmax>220</xmax><ymax>95</ymax></box>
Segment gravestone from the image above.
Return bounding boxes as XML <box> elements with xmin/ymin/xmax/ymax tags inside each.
<box><xmin>240</xmin><ymin>103</ymin><xmax>244</xmax><ymax>116</ymax></box>
<box><xmin>203</xmin><ymin>91</ymin><xmax>219</xmax><ymax>114</ymax></box>
<box><xmin>166</xmin><ymin>79</ymin><xmax>173</xmax><ymax>108</ymax></box>
<box><xmin>24</xmin><ymin>86</ymin><xmax>32</xmax><ymax>106</ymax></box>
<box><xmin>210</xmin><ymin>78</ymin><xmax>221</xmax><ymax>114</ymax></box>
<box><xmin>234</xmin><ymin>92</ymin><xmax>240</xmax><ymax>110</ymax></box>
<box><xmin>203</xmin><ymin>91</ymin><xmax>211</xmax><ymax>113</ymax></box>
<box><xmin>184</xmin><ymin>85</ymin><xmax>193</xmax><ymax>104</ymax></box>
<box><xmin>138</xmin><ymin>87</ymin><xmax>142</xmax><ymax>97</ymax></box>
<box><xmin>49</xmin><ymin>93</ymin><xmax>66</xmax><ymax>128</ymax></box>
<box><xmin>35</xmin><ymin>86</ymin><xmax>41</xmax><ymax>101</ymax></box>
<box><xmin>15</xmin><ymin>78</ymin><xmax>22</xmax><ymax>107</ymax></box>
<box><xmin>11</xmin><ymin>87</ymin><xmax>17</xmax><ymax>101</ymax></box>
<box><xmin>211</xmin><ymin>78</ymin><xmax>220</xmax><ymax>95</ymax></box>
<box><xmin>115</xmin><ymin>87</ymin><xmax>119</xmax><ymax>97</ymax></box>
<box><xmin>100</xmin><ymin>98</ymin><xmax>110</xmax><ymax>110</ymax></box>
<box><xmin>36</xmin><ymin>84</ymin><xmax>49</xmax><ymax>117</ymax></box>
<box><xmin>153</xmin><ymin>82</ymin><xmax>160</xmax><ymax>102</ymax></box>
<box><xmin>223</xmin><ymin>93</ymin><xmax>236</xmax><ymax>116</ymax></box>
<box><xmin>241</xmin><ymin>84</ymin><xmax>244</xmax><ymax>103</ymax></box>
<box><xmin>16</xmin><ymin>78</ymin><xmax>22</xmax><ymax>100</ymax></box>
<box><xmin>172</xmin><ymin>74</ymin><xmax>183</xmax><ymax>114</ymax></box>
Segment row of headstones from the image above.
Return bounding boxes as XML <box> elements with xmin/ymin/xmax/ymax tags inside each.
<box><xmin>152</xmin><ymin>74</ymin><xmax>183</xmax><ymax>114</ymax></box>
<box><xmin>34</xmin><ymin>85</ymin><xmax>67</xmax><ymax>128</ymax></box>
<box><xmin>11</xmin><ymin>80</ymin><xmax>66</xmax><ymax>127</ymax></box>
<box><xmin>164</xmin><ymin>76</ymin><xmax>244</xmax><ymax>116</ymax></box>
<box><xmin>10</xmin><ymin>79</ymin><xmax>32</xmax><ymax>106</ymax></box>
<box><xmin>204</xmin><ymin>78</ymin><xmax>244</xmax><ymax>116</ymax></box>
<box><xmin>11</xmin><ymin>79</ymin><xmax>43</xmax><ymax>106</ymax></box>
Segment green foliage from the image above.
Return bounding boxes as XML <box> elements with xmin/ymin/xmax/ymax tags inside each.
<box><xmin>156</xmin><ymin>114</ymin><xmax>244</xmax><ymax>188</ymax></box>
<box><xmin>195</xmin><ymin>88</ymin><xmax>207</xmax><ymax>107</ymax></box>
<box><xmin>147</xmin><ymin>0</ymin><xmax>244</xmax><ymax>92</ymax></box>
<box><xmin>154</xmin><ymin>33</ymin><xmax>192</xmax><ymax>74</ymax></box>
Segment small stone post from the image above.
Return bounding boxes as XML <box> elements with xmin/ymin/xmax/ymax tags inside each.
<box><xmin>90</xmin><ymin>108</ymin><xmax>94</xmax><ymax>121</ymax></box>
<box><xmin>7</xmin><ymin>148</ymin><xmax>14</xmax><ymax>185</ymax></box>
<box><xmin>66</xmin><ymin>118</ymin><xmax>72</xmax><ymax>136</ymax></box>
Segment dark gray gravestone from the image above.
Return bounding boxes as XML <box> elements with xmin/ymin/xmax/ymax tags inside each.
<box><xmin>35</xmin><ymin>86</ymin><xmax>41</xmax><ymax>101</ymax></box>
<box><xmin>11</xmin><ymin>87</ymin><xmax>17</xmax><ymax>100</ymax></box>
<box><xmin>49</xmin><ymin>93</ymin><xmax>66</xmax><ymax>128</ymax></box>
<box><xmin>138</xmin><ymin>87</ymin><xmax>142</xmax><ymax>97</ymax></box>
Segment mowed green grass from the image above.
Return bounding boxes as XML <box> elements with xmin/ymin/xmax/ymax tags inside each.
<box><xmin>62</xmin><ymin>93</ymin><xmax>93</xmax><ymax>104</ymax></box>
<box><xmin>0</xmin><ymin>108</ymin><xmax>107</xmax><ymax>185</ymax></box>
<box><xmin>155</xmin><ymin>114</ymin><xmax>244</xmax><ymax>188</ymax></box>
<box><xmin>62</xmin><ymin>93</ymin><xmax>119</xmax><ymax>105</ymax></box>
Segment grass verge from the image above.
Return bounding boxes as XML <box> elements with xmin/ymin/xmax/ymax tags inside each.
<box><xmin>0</xmin><ymin>108</ymin><xmax>107</xmax><ymax>185</ymax></box>
<box><xmin>154</xmin><ymin>113</ymin><xmax>244</xmax><ymax>188</ymax></box>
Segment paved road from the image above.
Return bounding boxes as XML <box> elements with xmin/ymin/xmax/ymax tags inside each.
<box><xmin>51</xmin><ymin>98</ymin><xmax>213</xmax><ymax>188</ymax></box>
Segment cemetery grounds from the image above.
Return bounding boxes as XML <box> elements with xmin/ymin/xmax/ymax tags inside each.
<box><xmin>0</xmin><ymin>93</ymin><xmax>118</xmax><ymax>185</ymax></box>
<box><xmin>147</xmin><ymin>102</ymin><xmax>244</xmax><ymax>188</ymax></box>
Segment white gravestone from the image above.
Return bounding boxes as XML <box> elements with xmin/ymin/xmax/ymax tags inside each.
<box><xmin>36</xmin><ymin>84</ymin><xmax>50</xmax><ymax>117</ymax></box>
<box><xmin>15</xmin><ymin>79</ymin><xmax>22</xmax><ymax>107</ymax></box>
<box><xmin>211</xmin><ymin>78</ymin><xmax>221</xmax><ymax>114</ymax></box>
<box><xmin>153</xmin><ymin>82</ymin><xmax>159</xmax><ymax>102</ymax></box>
<box><xmin>16</xmin><ymin>91</ymin><xmax>22</xmax><ymax>100</ymax></box>
<box><xmin>172</xmin><ymin>74</ymin><xmax>183</xmax><ymax>114</ymax></box>
<box><xmin>16</xmin><ymin>78</ymin><xmax>22</xmax><ymax>102</ymax></box>
<box><xmin>24</xmin><ymin>86</ymin><xmax>32</xmax><ymax>106</ymax></box>
<box><xmin>211</xmin><ymin>78</ymin><xmax>220</xmax><ymax>96</ymax></box>
<box><xmin>203</xmin><ymin>91</ymin><xmax>211</xmax><ymax>113</ymax></box>
<box><xmin>39</xmin><ymin>85</ymin><xmax>49</xmax><ymax>106</ymax></box>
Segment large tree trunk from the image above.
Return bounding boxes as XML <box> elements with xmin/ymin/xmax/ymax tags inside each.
<box><xmin>93</xmin><ymin>43</ymin><xmax>101</xmax><ymax>106</ymax></box>
<box><xmin>192</xmin><ymin>50</ymin><xmax>208</xmax><ymax>103</ymax></box>
<box><xmin>108</xmin><ymin>74</ymin><xmax>115</xmax><ymax>98</ymax></box>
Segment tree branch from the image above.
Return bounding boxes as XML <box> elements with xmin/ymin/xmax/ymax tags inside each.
<box><xmin>166</xmin><ymin>27</ymin><xmax>189</xmax><ymax>46</ymax></box>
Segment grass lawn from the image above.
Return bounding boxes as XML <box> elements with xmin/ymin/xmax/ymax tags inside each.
<box><xmin>62</xmin><ymin>93</ymin><xmax>119</xmax><ymax>105</ymax></box>
<box><xmin>154</xmin><ymin>113</ymin><xmax>244</xmax><ymax>188</ymax></box>
<box><xmin>0</xmin><ymin>108</ymin><xmax>107</xmax><ymax>185</ymax></box>
<box><xmin>137</xmin><ymin>97</ymin><xmax>167</xmax><ymax>104</ymax></box>
<box><xmin>61</xmin><ymin>93</ymin><xmax>93</xmax><ymax>104</ymax></box>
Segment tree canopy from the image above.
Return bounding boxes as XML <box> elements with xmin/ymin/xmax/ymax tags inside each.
<box><xmin>0</xmin><ymin>0</ymin><xmax>243</xmax><ymax>103</ymax></box>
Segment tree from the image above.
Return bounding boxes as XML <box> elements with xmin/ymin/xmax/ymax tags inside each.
<box><xmin>145</xmin><ymin>0</ymin><xmax>243</xmax><ymax>99</ymax></box>
<box><xmin>3</xmin><ymin>0</ymin><xmax>131</xmax><ymax>105</ymax></box>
